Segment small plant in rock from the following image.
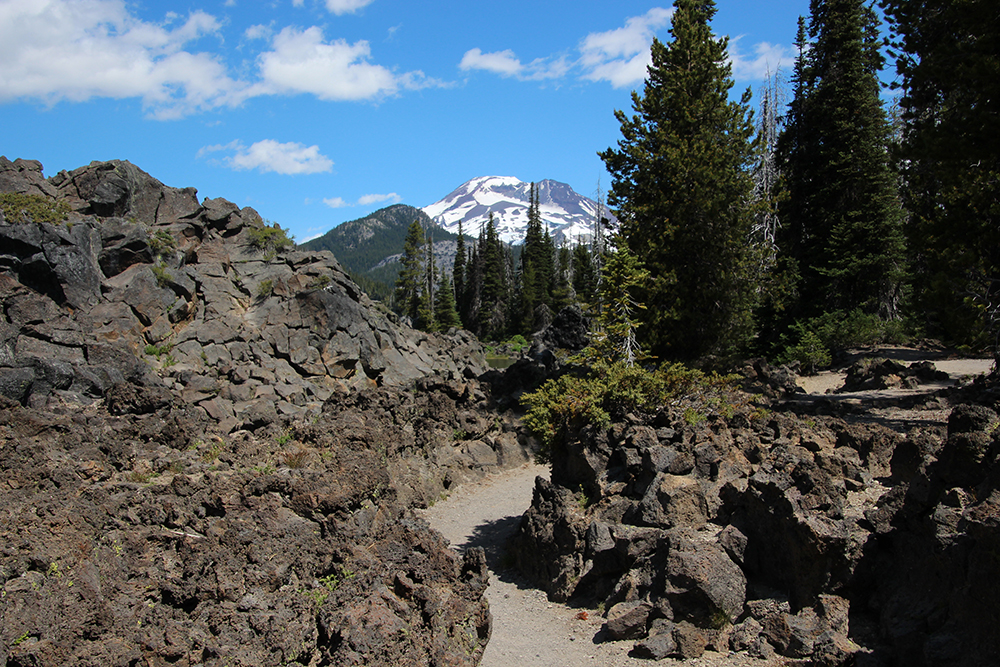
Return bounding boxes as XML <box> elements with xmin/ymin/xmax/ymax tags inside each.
<box><xmin>151</xmin><ymin>263</ymin><xmax>172</xmax><ymax>289</ymax></box>
<box><xmin>0</xmin><ymin>192</ymin><xmax>70</xmax><ymax>224</ymax></box>
<box><xmin>522</xmin><ymin>360</ymin><xmax>739</xmax><ymax>463</ymax></box>
<box><xmin>248</xmin><ymin>223</ymin><xmax>294</xmax><ymax>255</ymax></box>
<box><xmin>144</xmin><ymin>343</ymin><xmax>173</xmax><ymax>357</ymax></box>
<box><xmin>149</xmin><ymin>229</ymin><xmax>177</xmax><ymax>258</ymax></box>
<box><xmin>276</xmin><ymin>431</ymin><xmax>292</xmax><ymax>446</ymax></box>
<box><xmin>308</xmin><ymin>274</ymin><xmax>332</xmax><ymax>290</ymax></box>
<box><xmin>201</xmin><ymin>439</ymin><xmax>224</xmax><ymax>463</ymax></box>
<box><xmin>682</xmin><ymin>407</ymin><xmax>706</xmax><ymax>425</ymax></box>
<box><xmin>281</xmin><ymin>448</ymin><xmax>309</xmax><ymax>469</ymax></box>
<box><xmin>257</xmin><ymin>279</ymin><xmax>274</xmax><ymax>299</ymax></box>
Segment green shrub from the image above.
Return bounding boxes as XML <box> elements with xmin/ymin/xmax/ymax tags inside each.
<box><xmin>309</xmin><ymin>274</ymin><xmax>332</xmax><ymax>289</ymax></box>
<box><xmin>144</xmin><ymin>343</ymin><xmax>173</xmax><ymax>357</ymax></box>
<box><xmin>257</xmin><ymin>279</ymin><xmax>274</xmax><ymax>299</ymax></box>
<box><xmin>0</xmin><ymin>193</ymin><xmax>70</xmax><ymax>224</ymax></box>
<box><xmin>247</xmin><ymin>223</ymin><xmax>294</xmax><ymax>255</ymax></box>
<box><xmin>521</xmin><ymin>360</ymin><xmax>738</xmax><ymax>462</ymax></box>
<box><xmin>151</xmin><ymin>264</ymin><xmax>172</xmax><ymax>288</ymax></box>
<box><xmin>149</xmin><ymin>229</ymin><xmax>177</xmax><ymax>257</ymax></box>
<box><xmin>778</xmin><ymin>309</ymin><xmax>911</xmax><ymax>371</ymax></box>
<box><xmin>783</xmin><ymin>328</ymin><xmax>832</xmax><ymax>375</ymax></box>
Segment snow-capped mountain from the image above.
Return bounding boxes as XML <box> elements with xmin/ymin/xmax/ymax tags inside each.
<box><xmin>422</xmin><ymin>176</ymin><xmax>615</xmax><ymax>245</ymax></box>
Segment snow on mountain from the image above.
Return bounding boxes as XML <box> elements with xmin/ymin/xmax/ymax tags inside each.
<box><xmin>422</xmin><ymin>176</ymin><xmax>614</xmax><ymax>245</ymax></box>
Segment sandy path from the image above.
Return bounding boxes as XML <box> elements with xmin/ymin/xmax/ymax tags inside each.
<box><xmin>796</xmin><ymin>356</ymin><xmax>993</xmax><ymax>395</ymax></box>
<box><xmin>419</xmin><ymin>464</ymin><xmax>778</xmax><ymax>667</ymax></box>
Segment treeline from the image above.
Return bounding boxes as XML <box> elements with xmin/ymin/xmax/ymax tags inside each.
<box><xmin>596</xmin><ymin>0</ymin><xmax>998</xmax><ymax>367</ymax></box>
<box><xmin>393</xmin><ymin>182</ymin><xmax>601</xmax><ymax>339</ymax></box>
<box><xmin>394</xmin><ymin>0</ymin><xmax>998</xmax><ymax>366</ymax></box>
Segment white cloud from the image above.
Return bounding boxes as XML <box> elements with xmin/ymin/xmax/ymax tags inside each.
<box><xmin>460</xmin><ymin>48</ymin><xmax>523</xmax><ymax>77</ymax></box>
<box><xmin>245</xmin><ymin>24</ymin><xmax>272</xmax><ymax>40</ymax></box>
<box><xmin>253</xmin><ymin>26</ymin><xmax>415</xmax><ymax>101</ymax></box>
<box><xmin>199</xmin><ymin>139</ymin><xmax>333</xmax><ymax>175</ymax></box>
<box><xmin>325</xmin><ymin>0</ymin><xmax>375</xmax><ymax>15</ymax></box>
<box><xmin>460</xmin><ymin>48</ymin><xmax>570</xmax><ymax>82</ymax></box>
<box><xmin>0</xmin><ymin>0</ymin><xmax>439</xmax><ymax>117</ymax></box>
<box><xmin>728</xmin><ymin>38</ymin><xmax>795</xmax><ymax>81</ymax></box>
<box><xmin>323</xmin><ymin>192</ymin><xmax>401</xmax><ymax>209</ymax></box>
<box><xmin>579</xmin><ymin>7</ymin><xmax>673</xmax><ymax>88</ymax></box>
<box><xmin>0</xmin><ymin>0</ymin><xmax>241</xmax><ymax>118</ymax></box>
<box><xmin>357</xmin><ymin>193</ymin><xmax>401</xmax><ymax>206</ymax></box>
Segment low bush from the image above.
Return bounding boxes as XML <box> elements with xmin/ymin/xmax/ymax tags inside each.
<box><xmin>777</xmin><ymin>309</ymin><xmax>910</xmax><ymax>372</ymax></box>
<box><xmin>247</xmin><ymin>223</ymin><xmax>294</xmax><ymax>255</ymax></box>
<box><xmin>521</xmin><ymin>360</ymin><xmax>739</xmax><ymax>462</ymax></box>
<box><xmin>0</xmin><ymin>193</ymin><xmax>70</xmax><ymax>224</ymax></box>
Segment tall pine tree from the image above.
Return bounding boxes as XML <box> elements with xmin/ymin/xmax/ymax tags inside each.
<box><xmin>882</xmin><ymin>0</ymin><xmax>1000</xmax><ymax>351</ymax></box>
<box><xmin>395</xmin><ymin>219</ymin><xmax>425</xmax><ymax>325</ymax></box>
<box><xmin>782</xmin><ymin>0</ymin><xmax>905</xmax><ymax>321</ymax></box>
<box><xmin>599</xmin><ymin>0</ymin><xmax>758</xmax><ymax>361</ymax></box>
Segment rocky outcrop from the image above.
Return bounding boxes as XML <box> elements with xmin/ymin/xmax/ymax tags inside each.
<box><xmin>0</xmin><ymin>157</ymin><xmax>525</xmax><ymax>667</ymax></box>
<box><xmin>509</xmin><ymin>377</ymin><xmax>1000</xmax><ymax>664</ymax></box>
<box><xmin>0</xmin><ymin>157</ymin><xmax>487</xmax><ymax>423</ymax></box>
<box><xmin>837</xmin><ymin>358</ymin><xmax>950</xmax><ymax>393</ymax></box>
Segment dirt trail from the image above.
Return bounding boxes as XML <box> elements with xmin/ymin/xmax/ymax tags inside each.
<box><xmin>419</xmin><ymin>464</ymin><xmax>777</xmax><ymax>667</ymax></box>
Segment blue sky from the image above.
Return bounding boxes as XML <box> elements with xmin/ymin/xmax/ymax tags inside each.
<box><xmin>0</xmin><ymin>0</ymin><xmax>810</xmax><ymax>242</ymax></box>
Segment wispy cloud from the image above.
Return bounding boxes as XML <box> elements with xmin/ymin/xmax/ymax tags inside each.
<box><xmin>459</xmin><ymin>48</ymin><xmax>569</xmax><ymax>81</ymax></box>
<box><xmin>728</xmin><ymin>37</ymin><xmax>795</xmax><ymax>81</ymax></box>
<box><xmin>357</xmin><ymin>193</ymin><xmax>401</xmax><ymax>206</ymax></box>
<box><xmin>460</xmin><ymin>48</ymin><xmax>522</xmax><ymax>77</ymax></box>
<box><xmin>323</xmin><ymin>192</ymin><xmax>401</xmax><ymax>209</ymax></box>
<box><xmin>322</xmin><ymin>196</ymin><xmax>350</xmax><ymax>208</ymax></box>
<box><xmin>578</xmin><ymin>7</ymin><xmax>673</xmax><ymax>87</ymax></box>
<box><xmin>198</xmin><ymin>139</ymin><xmax>333</xmax><ymax>175</ymax></box>
<box><xmin>460</xmin><ymin>6</ymin><xmax>788</xmax><ymax>89</ymax></box>
<box><xmin>324</xmin><ymin>0</ymin><xmax>375</xmax><ymax>15</ymax></box>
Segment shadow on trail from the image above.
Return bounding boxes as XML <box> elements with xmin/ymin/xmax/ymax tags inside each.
<box><xmin>450</xmin><ymin>513</ymin><xmax>547</xmax><ymax>592</ymax></box>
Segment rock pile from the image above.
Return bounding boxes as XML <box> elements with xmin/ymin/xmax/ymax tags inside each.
<box><xmin>509</xmin><ymin>376</ymin><xmax>1000</xmax><ymax>665</ymax></box>
<box><xmin>0</xmin><ymin>156</ymin><xmax>486</xmax><ymax>424</ymax></box>
<box><xmin>0</xmin><ymin>157</ymin><xmax>534</xmax><ymax>666</ymax></box>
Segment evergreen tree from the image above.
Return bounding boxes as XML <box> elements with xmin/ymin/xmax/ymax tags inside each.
<box><xmin>394</xmin><ymin>219</ymin><xmax>425</xmax><ymax>324</ymax></box>
<box><xmin>882</xmin><ymin>0</ymin><xmax>1000</xmax><ymax>350</ymax></box>
<box><xmin>519</xmin><ymin>183</ymin><xmax>554</xmax><ymax>333</ymax></box>
<box><xmin>434</xmin><ymin>273</ymin><xmax>462</xmax><ymax>330</ymax></box>
<box><xmin>461</xmin><ymin>241</ymin><xmax>482</xmax><ymax>331</ymax></box>
<box><xmin>586</xmin><ymin>239</ymin><xmax>650</xmax><ymax>367</ymax></box>
<box><xmin>552</xmin><ymin>244</ymin><xmax>574</xmax><ymax>311</ymax></box>
<box><xmin>478</xmin><ymin>214</ymin><xmax>508</xmax><ymax>339</ymax></box>
<box><xmin>782</xmin><ymin>0</ymin><xmax>905</xmax><ymax>320</ymax></box>
<box><xmin>453</xmin><ymin>220</ymin><xmax>467</xmax><ymax>315</ymax></box>
<box><xmin>572</xmin><ymin>242</ymin><xmax>598</xmax><ymax>307</ymax></box>
<box><xmin>775</xmin><ymin>17</ymin><xmax>813</xmax><ymax>276</ymax></box>
<box><xmin>417</xmin><ymin>227</ymin><xmax>437</xmax><ymax>331</ymax></box>
<box><xmin>599</xmin><ymin>0</ymin><xmax>758</xmax><ymax>361</ymax></box>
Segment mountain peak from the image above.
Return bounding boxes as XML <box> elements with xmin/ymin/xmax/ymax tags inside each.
<box><xmin>422</xmin><ymin>176</ymin><xmax>614</xmax><ymax>245</ymax></box>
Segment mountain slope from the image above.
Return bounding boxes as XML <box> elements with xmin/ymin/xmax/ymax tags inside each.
<box><xmin>300</xmin><ymin>204</ymin><xmax>457</xmax><ymax>297</ymax></box>
<box><xmin>422</xmin><ymin>176</ymin><xmax>615</xmax><ymax>245</ymax></box>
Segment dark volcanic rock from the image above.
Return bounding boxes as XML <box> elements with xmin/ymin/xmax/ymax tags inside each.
<box><xmin>510</xmin><ymin>373</ymin><xmax>1000</xmax><ymax>665</ymax></box>
<box><xmin>0</xmin><ymin>157</ymin><xmax>518</xmax><ymax>667</ymax></box>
